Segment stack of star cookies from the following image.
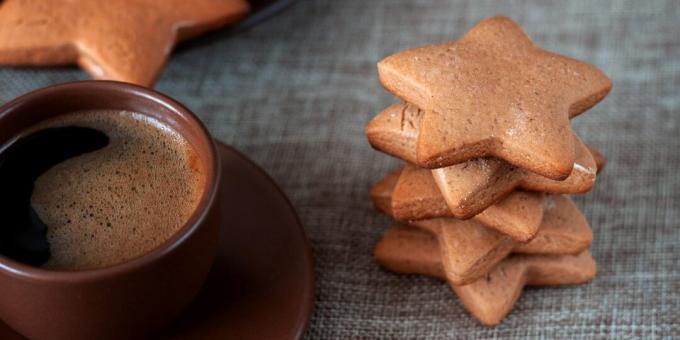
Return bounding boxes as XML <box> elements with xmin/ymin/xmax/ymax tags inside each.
<box><xmin>366</xmin><ymin>16</ymin><xmax>611</xmax><ymax>326</ymax></box>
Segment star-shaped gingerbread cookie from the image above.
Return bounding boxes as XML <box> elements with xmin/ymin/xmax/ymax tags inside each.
<box><xmin>377</xmin><ymin>16</ymin><xmax>611</xmax><ymax>179</ymax></box>
<box><xmin>0</xmin><ymin>0</ymin><xmax>249</xmax><ymax>86</ymax></box>
<box><xmin>374</xmin><ymin>225</ymin><xmax>596</xmax><ymax>325</ymax></box>
<box><xmin>367</xmin><ymin>102</ymin><xmax>603</xmax><ymax>217</ymax></box>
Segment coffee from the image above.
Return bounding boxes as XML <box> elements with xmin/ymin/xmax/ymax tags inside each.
<box><xmin>0</xmin><ymin>110</ymin><xmax>205</xmax><ymax>270</ymax></box>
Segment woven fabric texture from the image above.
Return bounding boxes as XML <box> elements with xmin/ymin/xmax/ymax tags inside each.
<box><xmin>1</xmin><ymin>0</ymin><xmax>678</xmax><ymax>338</ymax></box>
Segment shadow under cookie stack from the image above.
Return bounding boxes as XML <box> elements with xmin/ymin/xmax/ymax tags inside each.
<box><xmin>366</xmin><ymin>16</ymin><xmax>612</xmax><ymax>326</ymax></box>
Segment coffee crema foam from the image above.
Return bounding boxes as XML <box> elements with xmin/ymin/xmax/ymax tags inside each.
<box><xmin>29</xmin><ymin>110</ymin><xmax>205</xmax><ymax>270</ymax></box>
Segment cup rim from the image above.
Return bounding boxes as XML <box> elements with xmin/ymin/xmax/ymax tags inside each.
<box><xmin>0</xmin><ymin>80</ymin><xmax>221</xmax><ymax>283</ymax></box>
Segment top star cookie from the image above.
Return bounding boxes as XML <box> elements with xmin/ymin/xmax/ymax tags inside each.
<box><xmin>0</xmin><ymin>0</ymin><xmax>249</xmax><ymax>86</ymax></box>
<box><xmin>377</xmin><ymin>16</ymin><xmax>611</xmax><ymax>179</ymax></box>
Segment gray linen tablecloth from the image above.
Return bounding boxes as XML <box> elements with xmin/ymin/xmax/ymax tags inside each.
<box><xmin>1</xmin><ymin>0</ymin><xmax>678</xmax><ymax>338</ymax></box>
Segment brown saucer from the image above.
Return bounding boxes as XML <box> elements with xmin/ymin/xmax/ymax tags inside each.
<box><xmin>0</xmin><ymin>142</ymin><xmax>315</xmax><ymax>340</ymax></box>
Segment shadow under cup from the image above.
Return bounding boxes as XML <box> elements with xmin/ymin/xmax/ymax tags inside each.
<box><xmin>0</xmin><ymin>81</ymin><xmax>221</xmax><ymax>340</ymax></box>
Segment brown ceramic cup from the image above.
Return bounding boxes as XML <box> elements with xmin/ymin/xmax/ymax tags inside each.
<box><xmin>0</xmin><ymin>81</ymin><xmax>222</xmax><ymax>340</ymax></box>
